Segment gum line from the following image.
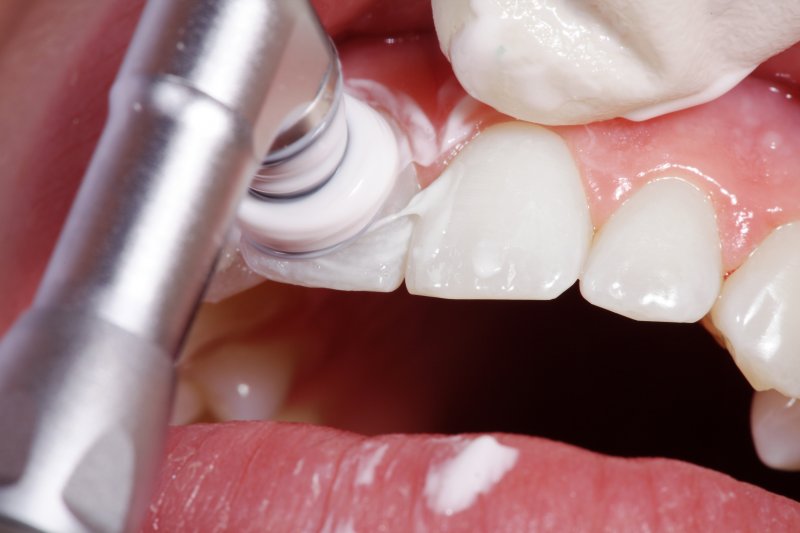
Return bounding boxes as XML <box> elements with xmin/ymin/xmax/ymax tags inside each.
<box><xmin>339</xmin><ymin>34</ymin><xmax>800</xmax><ymax>273</ymax></box>
<box><xmin>559</xmin><ymin>79</ymin><xmax>800</xmax><ymax>272</ymax></box>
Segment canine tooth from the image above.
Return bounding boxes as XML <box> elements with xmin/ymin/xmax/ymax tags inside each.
<box><xmin>186</xmin><ymin>338</ymin><xmax>295</xmax><ymax>421</ymax></box>
<box><xmin>405</xmin><ymin>122</ymin><xmax>592</xmax><ymax>299</ymax></box>
<box><xmin>580</xmin><ymin>178</ymin><xmax>722</xmax><ymax>322</ymax></box>
<box><xmin>711</xmin><ymin>222</ymin><xmax>800</xmax><ymax>397</ymax></box>
<box><xmin>751</xmin><ymin>390</ymin><xmax>800</xmax><ymax>471</ymax></box>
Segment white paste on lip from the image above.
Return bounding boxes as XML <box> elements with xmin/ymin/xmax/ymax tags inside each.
<box><xmin>424</xmin><ymin>436</ymin><xmax>519</xmax><ymax>516</ymax></box>
<box><xmin>338</xmin><ymin>519</ymin><xmax>357</xmax><ymax>533</ymax></box>
<box><xmin>321</xmin><ymin>517</ymin><xmax>358</xmax><ymax>533</ymax></box>
<box><xmin>355</xmin><ymin>443</ymin><xmax>389</xmax><ymax>487</ymax></box>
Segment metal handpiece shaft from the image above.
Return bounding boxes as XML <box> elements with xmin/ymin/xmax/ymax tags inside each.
<box><xmin>38</xmin><ymin>0</ymin><xmax>293</xmax><ymax>353</ymax></box>
<box><xmin>0</xmin><ymin>0</ymin><xmax>336</xmax><ymax>531</ymax></box>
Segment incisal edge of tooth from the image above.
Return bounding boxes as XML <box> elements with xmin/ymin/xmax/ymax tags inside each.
<box><xmin>580</xmin><ymin>178</ymin><xmax>723</xmax><ymax>322</ymax></box>
<box><xmin>186</xmin><ymin>338</ymin><xmax>295</xmax><ymax>421</ymax></box>
<box><xmin>751</xmin><ymin>390</ymin><xmax>800</xmax><ymax>472</ymax></box>
<box><xmin>404</xmin><ymin>121</ymin><xmax>592</xmax><ymax>299</ymax></box>
<box><xmin>711</xmin><ymin>222</ymin><xmax>800</xmax><ymax>397</ymax></box>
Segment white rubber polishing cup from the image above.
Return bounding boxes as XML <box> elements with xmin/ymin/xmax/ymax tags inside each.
<box><xmin>237</xmin><ymin>94</ymin><xmax>400</xmax><ymax>255</ymax></box>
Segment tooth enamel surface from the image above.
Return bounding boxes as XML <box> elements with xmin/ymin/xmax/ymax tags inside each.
<box><xmin>580</xmin><ymin>178</ymin><xmax>723</xmax><ymax>323</ymax></box>
<box><xmin>711</xmin><ymin>222</ymin><xmax>800</xmax><ymax>398</ymax></box>
<box><xmin>751</xmin><ymin>390</ymin><xmax>800</xmax><ymax>472</ymax></box>
<box><xmin>186</xmin><ymin>338</ymin><xmax>295</xmax><ymax>422</ymax></box>
<box><xmin>432</xmin><ymin>0</ymin><xmax>800</xmax><ymax>124</ymax></box>
<box><xmin>405</xmin><ymin>121</ymin><xmax>592</xmax><ymax>299</ymax></box>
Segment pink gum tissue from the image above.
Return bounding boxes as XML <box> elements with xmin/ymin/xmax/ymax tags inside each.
<box><xmin>340</xmin><ymin>35</ymin><xmax>800</xmax><ymax>274</ymax></box>
<box><xmin>557</xmin><ymin>77</ymin><xmax>800</xmax><ymax>274</ymax></box>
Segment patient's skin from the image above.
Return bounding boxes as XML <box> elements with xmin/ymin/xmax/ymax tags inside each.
<box><xmin>0</xmin><ymin>1</ymin><xmax>798</xmax><ymax>530</ymax></box>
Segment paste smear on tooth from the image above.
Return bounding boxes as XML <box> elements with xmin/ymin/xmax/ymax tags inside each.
<box><xmin>432</xmin><ymin>0</ymin><xmax>800</xmax><ymax>124</ymax></box>
<box><xmin>580</xmin><ymin>178</ymin><xmax>723</xmax><ymax>323</ymax></box>
<box><xmin>404</xmin><ymin>121</ymin><xmax>592</xmax><ymax>299</ymax></box>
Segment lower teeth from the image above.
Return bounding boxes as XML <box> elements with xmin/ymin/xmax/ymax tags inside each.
<box><xmin>751</xmin><ymin>390</ymin><xmax>800</xmax><ymax>471</ymax></box>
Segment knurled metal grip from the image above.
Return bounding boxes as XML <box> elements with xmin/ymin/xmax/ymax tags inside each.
<box><xmin>0</xmin><ymin>0</ymin><xmax>337</xmax><ymax>530</ymax></box>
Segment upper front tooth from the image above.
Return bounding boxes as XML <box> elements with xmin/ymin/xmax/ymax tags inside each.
<box><xmin>580</xmin><ymin>178</ymin><xmax>723</xmax><ymax>323</ymax></box>
<box><xmin>711</xmin><ymin>222</ymin><xmax>800</xmax><ymax>398</ymax></box>
<box><xmin>404</xmin><ymin>121</ymin><xmax>592</xmax><ymax>299</ymax></box>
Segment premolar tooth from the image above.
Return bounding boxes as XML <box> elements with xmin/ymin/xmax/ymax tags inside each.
<box><xmin>751</xmin><ymin>390</ymin><xmax>800</xmax><ymax>471</ymax></box>
<box><xmin>580</xmin><ymin>178</ymin><xmax>722</xmax><ymax>322</ymax></box>
<box><xmin>405</xmin><ymin>122</ymin><xmax>592</xmax><ymax>299</ymax></box>
<box><xmin>711</xmin><ymin>222</ymin><xmax>800</xmax><ymax>397</ymax></box>
<box><xmin>186</xmin><ymin>338</ymin><xmax>295</xmax><ymax>422</ymax></box>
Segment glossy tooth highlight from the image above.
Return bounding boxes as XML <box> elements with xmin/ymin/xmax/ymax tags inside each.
<box><xmin>711</xmin><ymin>222</ymin><xmax>800</xmax><ymax>398</ymax></box>
<box><xmin>751</xmin><ymin>390</ymin><xmax>800</xmax><ymax>472</ymax></box>
<box><xmin>184</xmin><ymin>338</ymin><xmax>296</xmax><ymax>422</ymax></box>
<box><xmin>580</xmin><ymin>178</ymin><xmax>723</xmax><ymax>322</ymax></box>
<box><xmin>404</xmin><ymin>121</ymin><xmax>592</xmax><ymax>299</ymax></box>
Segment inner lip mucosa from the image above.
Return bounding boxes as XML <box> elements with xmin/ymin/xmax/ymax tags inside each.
<box><xmin>175</xmin><ymin>25</ymin><xmax>800</xmax><ymax>505</ymax></box>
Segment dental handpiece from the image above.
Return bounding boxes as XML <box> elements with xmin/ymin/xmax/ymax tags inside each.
<box><xmin>0</xmin><ymin>1</ymin><xmax>342</xmax><ymax>531</ymax></box>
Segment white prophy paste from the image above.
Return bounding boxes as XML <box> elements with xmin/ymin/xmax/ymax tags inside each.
<box><xmin>424</xmin><ymin>436</ymin><xmax>519</xmax><ymax>516</ymax></box>
<box><xmin>355</xmin><ymin>443</ymin><xmax>389</xmax><ymax>487</ymax></box>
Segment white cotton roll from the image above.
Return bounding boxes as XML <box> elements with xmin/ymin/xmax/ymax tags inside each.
<box><xmin>433</xmin><ymin>0</ymin><xmax>800</xmax><ymax>125</ymax></box>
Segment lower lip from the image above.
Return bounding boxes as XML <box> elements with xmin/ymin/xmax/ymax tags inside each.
<box><xmin>152</xmin><ymin>285</ymin><xmax>800</xmax><ymax>529</ymax></box>
<box><xmin>148</xmin><ymin>417</ymin><xmax>800</xmax><ymax>530</ymax></box>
